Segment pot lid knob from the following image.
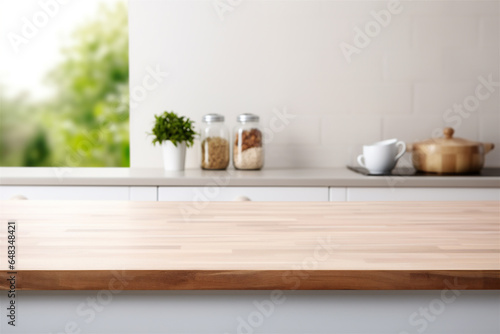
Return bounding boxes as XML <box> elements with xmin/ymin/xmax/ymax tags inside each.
<box><xmin>443</xmin><ymin>127</ymin><xmax>454</xmax><ymax>139</ymax></box>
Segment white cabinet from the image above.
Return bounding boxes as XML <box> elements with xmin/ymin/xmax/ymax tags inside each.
<box><xmin>346</xmin><ymin>187</ymin><xmax>500</xmax><ymax>201</ymax></box>
<box><xmin>0</xmin><ymin>186</ymin><xmax>129</xmax><ymax>200</ymax></box>
<box><xmin>158</xmin><ymin>187</ymin><xmax>329</xmax><ymax>202</ymax></box>
<box><xmin>0</xmin><ymin>186</ymin><xmax>159</xmax><ymax>201</ymax></box>
<box><xmin>1</xmin><ymin>185</ymin><xmax>497</xmax><ymax>202</ymax></box>
<box><xmin>129</xmin><ymin>187</ymin><xmax>157</xmax><ymax>201</ymax></box>
<box><xmin>329</xmin><ymin>188</ymin><xmax>347</xmax><ymax>201</ymax></box>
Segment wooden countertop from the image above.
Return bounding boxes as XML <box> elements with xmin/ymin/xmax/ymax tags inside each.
<box><xmin>0</xmin><ymin>201</ymin><xmax>499</xmax><ymax>290</ymax></box>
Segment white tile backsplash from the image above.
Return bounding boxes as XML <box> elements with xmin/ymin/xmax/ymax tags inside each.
<box><xmin>414</xmin><ymin>82</ymin><xmax>476</xmax><ymax>115</ymax></box>
<box><xmin>479</xmin><ymin>114</ymin><xmax>500</xmax><ymax>166</ymax></box>
<box><xmin>321</xmin><ymin>115</ymin><xmax>382</xmax><ymax>146</ymax></box>
<box><xmin>265</xmin><ymin>145</ymin><xmax>347</xmax><ymax>169</ymax></box>
<box><xmin>130</xmin><ymin>0</ymin><xmax>500</xmax><ymax>168</ymax></box>
<box><xmin>480</xmin><ymin>88</ymin><xmax>500</xmax><ymax>115</ymax></box>
<box><xmin>321</xmin><ymin>115</ymin><xmax>382</xmax><ymax>166</ymax></box>
<box><xmin>413</xmin><ymin>17</ymin><xmax>478</xmax><ymax>49</ymax></box>
<box><xmin>349</xmin><ymin>83</ymin><xmax>412</xmax><ymax>114</ymax></box>
<box><xmin>480</xmin><ymin>17</ymin><xmax>500</xmax><ymax>48</ymax></box>
<box><xmin>383</xmin><ymin>116</ymin><xmax>444</xmax><ymax>143</ymax></box>
<box><xmin>403</xmin><ymin>1</ymin><xmax>452</xmax><ymax>17</ymax></box>
<box><xmin>383</xmin><ymin>48</ymin><xmax>444</xmax><ymax>81</ymax></box>
<box><xmin>443</xmin><ymin>48</ymin><xmax>500</xmax><ymax>80</ymax></box>
<box><xmin>444</xmin><ymin>114</ymin><xmax>479</xmax><ymax>141</ymax></box>
<box><xmin>264</xmin><ymin>115</ymin><xmax>321</xmax><ymax>145</ymax></box>
<box><xmin>451</xmin><ymin>1</ymin><xmax>500</xmax><ymax>16</ymax></box>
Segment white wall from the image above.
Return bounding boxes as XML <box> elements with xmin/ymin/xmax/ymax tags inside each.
<box><xmin>129</xmin><ymin>0</ymin><xmax>500</xmax><ymax>169</ymax></box>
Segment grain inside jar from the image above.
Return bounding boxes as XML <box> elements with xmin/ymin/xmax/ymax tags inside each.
<box><xmin>202</xmin><ymin>137</ymin><xmax>229</xmax><ymax>170</ymax></box>
<box><xmin>200</xmin><ymin>114</ymin><xmax>230</xmax><ymax>170</ymax></box>
<box><xmin>233</xmin><ymin>114</ymin><xmax>264</xmax><ymax>170</ymax></box>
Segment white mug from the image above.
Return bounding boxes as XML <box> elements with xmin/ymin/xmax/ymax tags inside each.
<box><xmin>357</xmin><ymin>139</ymin><xmax>406</xmax><ymax>174</ymax></box>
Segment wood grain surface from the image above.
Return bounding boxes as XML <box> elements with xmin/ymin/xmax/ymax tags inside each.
<box><xmin>0</xmin><ymin>201</ymin><xmax>499</xmax><ymax>290</ymax></box>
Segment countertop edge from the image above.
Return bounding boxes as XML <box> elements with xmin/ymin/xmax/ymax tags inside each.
<box><xmin>1</xmin><ymin>168</ymin><xmax>499</xmax><ymax>188</ymax></box>
<box><xmin>2</xmin><ymin>270</ymin><xmax>499</xmax><ymax>290</ymax></box>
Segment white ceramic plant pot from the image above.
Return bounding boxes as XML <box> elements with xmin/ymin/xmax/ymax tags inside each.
<box><xmin>161</xmin><ymin>140</ymin><xmax>186</xmax><ymax>171</ymax></box>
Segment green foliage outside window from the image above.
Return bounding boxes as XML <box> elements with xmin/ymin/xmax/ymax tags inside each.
<box><xmin>0</xmin><ymin>1</ymin><xmax>129</xmax><ymax>167</ymax></box>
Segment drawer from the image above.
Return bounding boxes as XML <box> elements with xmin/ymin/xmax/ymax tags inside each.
<box><xmin>129</xmin><ymin>187</ymin><xmax>157</xmax><ymax>201</ymax></box>
<box><xmin>329</xmin><ymin>188</ymin><xmax>347</xmax><ymax>201</ymax></box>
<box><xmin>347</xmin><ymin>187</ymin><xmax>500</xmax><ymax>201</ymax></box>
<box><xmin>0</xmin><ymin>186</ymin><xmax>129</xmax><ymax>200</ymax></box>
<box><xmin>158</xmin><ymin>187</ymin><xmax>329</xmax><ymax>202</ymax></box>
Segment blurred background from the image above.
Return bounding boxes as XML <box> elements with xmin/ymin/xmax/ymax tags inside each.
<box><xmin>129</xmin><ymin>0</ymin><xmax>499</xmax><ymax>169</ymax></box>
<box><xmin>0</xmin><ymin>0</ymin><xmax>129</xmax><ymax>167</ymax></box>
<box><xmin>1</xmin><ymin>1</ymin><xmax>498</xmax><ymax>169</ymax></box>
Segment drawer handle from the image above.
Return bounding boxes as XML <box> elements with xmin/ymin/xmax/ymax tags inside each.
<box><xmin>9</xmin><ymin>194</ymin><xmax>28</xmax><ymax>200</ymax></box>
<box><xmin>234</xmin><ymin>196</ymin><xmax>251</xmax><ymax>201</ymax></box>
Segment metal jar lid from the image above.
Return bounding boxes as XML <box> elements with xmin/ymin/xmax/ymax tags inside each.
<box><xmin>202</xmin><ymin>113</ymin><xmax>225</xmax><ymax>123</ymax></box>
<box><xmin>237</xmin><ymin>113</ymin><xmax>259</xmax><ymax>123</ymax></box>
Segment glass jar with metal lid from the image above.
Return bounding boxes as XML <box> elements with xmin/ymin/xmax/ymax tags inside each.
<box><xmin>200</xmin><ymin>114</ymin><xmax>229</xmax><ymax>170</ymax></box>
<box><xmin>233</xmin><ymin>113</ymin><xmax>264</xmax><ymax>170</ymax></box>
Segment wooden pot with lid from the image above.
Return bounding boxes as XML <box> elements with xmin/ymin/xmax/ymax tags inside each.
<box><xmin>407</xmin><ymin>128</ymin><xmax>495</xmax><ymax>174</ymax></box>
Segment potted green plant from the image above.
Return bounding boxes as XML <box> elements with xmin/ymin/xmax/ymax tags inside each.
<box><xmin>151</xmin><ymin>111</ymin><xmax>196</xmax><ymax>171</ymax></box>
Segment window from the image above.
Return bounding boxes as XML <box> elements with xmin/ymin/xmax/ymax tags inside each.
<box><xmin>0</xmin><ymin>0</ymin><xmax>129</xmax><ymax>167</ymax></box>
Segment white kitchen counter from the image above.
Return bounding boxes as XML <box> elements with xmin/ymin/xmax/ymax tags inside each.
<box><xmin>0</xmin><ymin>167</ymin><xmax>498</xmax><ymax>188</ymax></box>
